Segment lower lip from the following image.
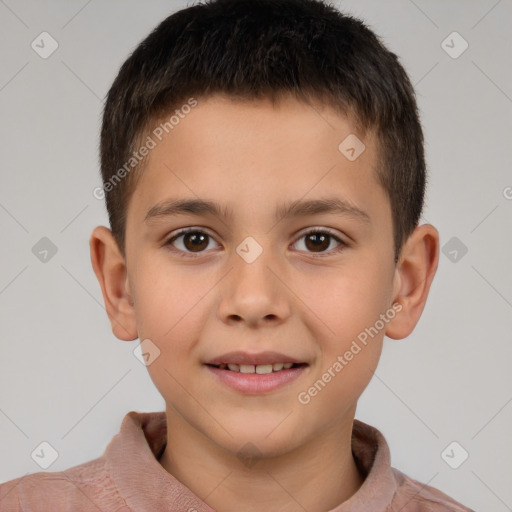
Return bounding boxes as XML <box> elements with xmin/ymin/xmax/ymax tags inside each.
<box><xmin>205</xmin><ymin>365</ymin><xmax>308</xmax><ymax>394</ymax></box>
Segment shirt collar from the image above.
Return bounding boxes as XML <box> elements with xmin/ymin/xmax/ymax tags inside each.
<box><xmin>106</xmin><ymin>411</ymin><xmax>397</xmax><ymax>511</ymax></box>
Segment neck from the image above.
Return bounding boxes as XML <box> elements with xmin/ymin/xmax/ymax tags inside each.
<box><xmin>159</xmin><ymin>408</ymin><xmax>364</xmax><ymax>512</ymax></box>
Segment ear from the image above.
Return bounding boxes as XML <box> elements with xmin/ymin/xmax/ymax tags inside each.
<box><xmin>89</xmin><ymin>226</ymin><xmax>138</xmax><ymax>341</ymax></box>
<box><xmin>385</xmin><ymin>224</ymin><xmax>439</xmax><ymax>340</ymax></box>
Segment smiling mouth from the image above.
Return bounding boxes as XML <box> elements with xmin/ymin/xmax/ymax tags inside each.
<box><xmin>206</xmin><ymin>363</ymin><xmax>307</xmax><ymax>374</ymax></box>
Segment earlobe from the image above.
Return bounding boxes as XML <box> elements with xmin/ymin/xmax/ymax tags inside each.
<box><xmin>89</xmin><ymin>226</ymin><xmax>138</xmax><ymax>341</ymax></box>
<box><xmin>385</xmin><ymin>224</ymin><xmax>439</xmax><ymax>340</ymax></box>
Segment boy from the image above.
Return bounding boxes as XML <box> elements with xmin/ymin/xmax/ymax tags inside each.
<box><xmin>0</xmin><ymin>0</ymin><xmax>475</xmax><ymax>510</ymax></box>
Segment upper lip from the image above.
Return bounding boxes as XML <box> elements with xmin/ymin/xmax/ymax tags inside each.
<box><xmin>205</xmin><ymin>351</ymin><xmax>306</xmax><ymax>366</ymax></box>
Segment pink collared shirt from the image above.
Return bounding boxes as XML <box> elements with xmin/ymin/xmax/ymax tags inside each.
<box><xmin>0</xmin><ymin>411</ymin><xmax>474</xmax><ymax>511</ymax></box>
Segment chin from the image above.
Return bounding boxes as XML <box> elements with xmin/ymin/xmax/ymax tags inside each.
<box><xmin>211</xmin><ymin>415</ymin><xmax>309</xmax><ymax>459</ymax></box>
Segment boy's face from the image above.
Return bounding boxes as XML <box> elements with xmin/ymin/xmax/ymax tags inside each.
<box><xmin>119</xmin><ymin>94</ymin><xmax>401</xmax><ymax>455</ymax></box>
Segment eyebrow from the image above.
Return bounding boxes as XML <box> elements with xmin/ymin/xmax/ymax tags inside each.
<box><xmin>144</xmin><ymin>197</ymin><xmax>370</xmax><ymax>224</ymax></box>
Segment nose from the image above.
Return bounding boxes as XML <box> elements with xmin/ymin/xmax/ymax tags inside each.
<box><xmin>217</xmin><ymin>243</ymin><xmax>291</xmax><ymax>328</ymax></box>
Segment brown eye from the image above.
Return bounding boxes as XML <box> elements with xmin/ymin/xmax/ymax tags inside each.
<box><xmin>182</xmin><ymin>232</ymin><xmax>209</xmax><ymax>252</ymax></box>
<box><xmin>292</xmin><ymin>229</ymin><xmax>345</xmax><ymax>256</ymax></box>
<box><xmin>166</xmin><ymin>229</ymin><xmax>220</xmax><ymax>255</ymax></box>
<box><xmin>304</xmin><ymin>233</ymin><xmax>330</xmax><ymax>252</ymax></box>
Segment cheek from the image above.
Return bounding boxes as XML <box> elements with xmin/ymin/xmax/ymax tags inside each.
<box><xmin>295</xmin><ymin>274</ymin><xmax>387</xmax><ymax>423</ymax></box>
<box><xmin>295</xmin><ymin>261</ymin><xmax>392</xmax><ymax>345</ymax></box>
<box><xmin>315</xmin><ymin>260</ymin><xmax>392</xmax><ymax>407</ymax></box>
<box><xmin>293</xmin><ymin>257</ymin><xmax>392</xmax><ymax>410</ymax></box>
<box><xmin>131</xmin><ymin>253</ymin><xmax>211</xmax><ymax>340</ymax></box>
<box><xmin>138</xmin><ymin>303</ymin><xmax>205</xmax><ymax>410</ymax></box>
<box><xmin>317</xmin><ymin>283</ymin><xmax>385</xmax><ymax>395</ymax></box>
<box><xmin>129</xmin><ymin>262</ymin><xmax>211</xmax><ymax>397</ymax></box>
<box><xmin>296</xmin><ymin>338</ymin><xmax>382</xmax><ymax>431</ymax></box>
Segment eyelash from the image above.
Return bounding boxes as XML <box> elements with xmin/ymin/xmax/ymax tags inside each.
<box><xmin>164</xmin><ymin>227</ymin><xmax>348</xmax><ymax>258</ymax></box>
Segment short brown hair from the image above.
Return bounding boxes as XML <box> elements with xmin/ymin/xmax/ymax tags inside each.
<box><xmin>100</xmin><ymin>0</ymin><xmax>426</xmax><ymax>262</ymax></box>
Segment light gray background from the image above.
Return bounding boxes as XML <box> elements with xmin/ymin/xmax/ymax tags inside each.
<box><xmin>1</xmin><ymin>1</ymin><xmax>511</xmax><ymax>510</ymax></box>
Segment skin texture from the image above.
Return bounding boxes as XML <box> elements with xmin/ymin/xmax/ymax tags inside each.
<box><xmin>90</xmin><ymin>93</ymin><xmax>439</xmax><ymax>512</ymax></box>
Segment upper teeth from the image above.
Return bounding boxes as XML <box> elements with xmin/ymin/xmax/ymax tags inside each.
<box><xmin>217</xmin><ymin>362</ymin><xmax>295</xmax><ymax>373</ymax></box>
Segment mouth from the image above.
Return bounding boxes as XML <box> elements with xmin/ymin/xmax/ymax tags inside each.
<box><xmin>204</xmin><ymin>351</ymin><xmax>309</xmax><ymax>394</ymax></box>
<box><xmin>206</xmin><ymin>362</ymin><xmax>307</xmax><ymax>374</ymax></box>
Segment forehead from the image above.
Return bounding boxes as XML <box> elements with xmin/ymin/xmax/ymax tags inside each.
<box><xmin>128</xmin><ymin>93</ymin><xmax>388</xmax><ymax>227</ymax></box>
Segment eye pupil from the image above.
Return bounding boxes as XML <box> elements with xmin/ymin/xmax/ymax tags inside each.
<box><xmin>306</xmin><ymin>233</ymin><xmax>329</xmax><ymax>252</ymax></box>
<box><xmin>184</xmin><ymin>232</ymin><xmax>208</xmax><ymax>252</ymax></box>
